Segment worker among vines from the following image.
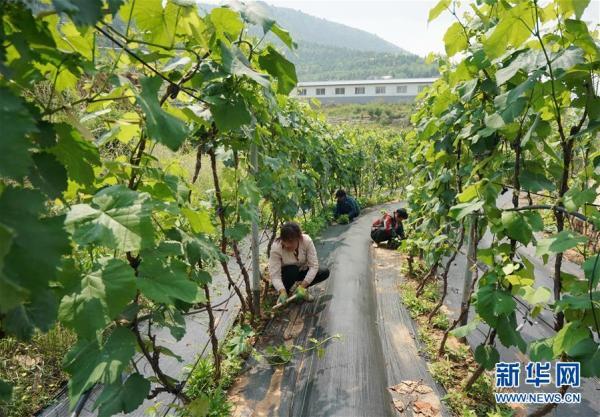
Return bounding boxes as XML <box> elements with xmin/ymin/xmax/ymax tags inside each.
<box><xmin>370</xmin><ymin>208</ymin><xmax>408</xmax><ymax>249</ymax></box>
<box><xmin>333</xmin><ymin>189</ymin><xmax>360</xmax><ymax>223</ymax></box>
<box><xmin>269</xmin><ymin>221</ymin><xmax>330</xmax><ymax>305</ymax></box>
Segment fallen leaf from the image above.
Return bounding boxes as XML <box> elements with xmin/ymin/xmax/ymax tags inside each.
<box><xmin>393</xmin><ymin>399</ymin><xmax>406</xmax><ymax>412</ymax></box>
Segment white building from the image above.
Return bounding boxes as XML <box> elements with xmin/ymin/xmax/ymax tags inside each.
<box><xmin>291</xmin><ymin>78</ymin><xmax>438</xmax><ymax>104</ymax></box>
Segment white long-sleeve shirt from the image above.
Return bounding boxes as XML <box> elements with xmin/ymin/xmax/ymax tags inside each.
<box><xmin>268</xmin><ymin>233</ymin><xmax>319</xmax><ymax>292</ymax></box>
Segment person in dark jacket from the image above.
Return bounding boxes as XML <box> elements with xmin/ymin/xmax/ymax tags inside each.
<box><xmin>370</xmin><ymin>208</ymin><xmax>408</xmax><ymax>249</ymax></box>
<box><xmin>333</xmin><ymin>189</ymin><xmax>360</xmax><ymax>222</ymax></box>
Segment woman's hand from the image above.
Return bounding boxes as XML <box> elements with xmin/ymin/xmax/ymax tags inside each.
<box><xmin>277</xmin><ymin>289</ymin><xmax>288</xmax><ymax>305</ymax></box>
<box><xmin>294</xmin><ymin>285</ymin><xmax>309</xmax><ymax>301</ymax></box>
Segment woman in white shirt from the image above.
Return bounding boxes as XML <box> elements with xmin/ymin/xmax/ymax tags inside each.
<box><xmin>269</xmin><ymin>221</ymin><xmax>330</xmax><ymax>305</ymax></box>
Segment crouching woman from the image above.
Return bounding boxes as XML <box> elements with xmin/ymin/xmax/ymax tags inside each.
<box><xmin>269</xmin><ymin>221</ymin><xmax>330</xmax><ymax>305</ymax></box>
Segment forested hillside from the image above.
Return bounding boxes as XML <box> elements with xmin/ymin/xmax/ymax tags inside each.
<box><xmin>291</xmin><ymin>42</ymin><xmax>438</xmax><ymax>81</ymax></box>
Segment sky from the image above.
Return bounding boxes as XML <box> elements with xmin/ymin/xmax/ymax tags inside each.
<box><xmin>201</xmin><ymin>0</ymin><xmax>600</xmax><ymax>57</ymax></box>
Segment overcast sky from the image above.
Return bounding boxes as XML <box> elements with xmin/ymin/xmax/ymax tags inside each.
<box><xmin>202</xmin><ymin>0</ymin><xmax>600</xmax><ymax>57</ymax></box>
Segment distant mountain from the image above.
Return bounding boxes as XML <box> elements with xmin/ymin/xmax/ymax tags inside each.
<box><xmin>290</xmin><ymin>42</ymin><xmax>438</xmax><ymax>81</ymax></box>
<box><xmin>197</xmin><ymin>1</ymin><xmax>437</xmax><ymax>81</ymax></box>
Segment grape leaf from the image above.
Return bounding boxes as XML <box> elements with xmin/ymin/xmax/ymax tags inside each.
<box><xmin>429</xmin><ymin>0</ymin><xmax>450</xmax><ymax>22</ymax></box>
<box><xmin>220</xmin><ymin>41</ymin><xmax>270</xmax><ymax>88</ymax></box>
<box><xmin>29</xmin><ymin>152</ymin><xmax>68</xmax><ymax>199</ymax></box>
<box><xmin>95</xmin><ymin>373</ymin><xmax>150</xmax><ymax>417</ymax></box>
<box><xmin>3</xmin><ymin>289</ymin><xmax>58</xmax><ymax>340</ymax></box>
<box><xmin>0</xmin><ymin>88</ymin><xmax>37</xmax><ymax>179</ymax></box>
<box><xmin>536</xmin><ymin>230</ymin><xmax>588</xmax><ymax>263</ymax></box>
<box><xmin>64</xmin><ymin>326</ymin><xmax>137</xmax><ymax>408</ymax></box>
<box><xmin>65</xmin><ymin>185</ymin><xmax>154</xmax><ymax>252</ymax></box>
<box><xmin>137</xmin><ymin>255</ymin><xmax>203</xmax><ymax>304</ymax></box>
<box><xmin>258</xmin><ymin>46</ymin><xmax>297</xmax><ymax>95</ymax></box>
<box><xmin>59</xmin><ymin>258</ymin><xmax>136</xmax><ymax>339</ymax></box>
<box><xmin>0</xmin><ymin>187</ymin><xmax>70</xmax><ymax>294</ymax></box>
<box><xmin>474</xmin><ymin>344</ymin><xmax>500</xmax><ymax>370</ymax></box>
<box><xmin>553</xmin><ymin>322</ymin><xmax>589</xmax><ymax>356</ymax></box>
<box><xmin>501</xmin><ymin>211</ymin><xmax>532</xmax><ymax>245</ymax></box>
<box><xmin>52</xmin><ymin>0</ymin><xmax>103</xmax><ymax>26</ymax></box>
<box><xmin>51</xmin><ymin>123</ymin><xmax>100</xmax><ymax>186</ymax></box>
<box><xmin>137</xmin><ymin>77</ymin><xmax>188</xmax><ymax>151</ymax></box>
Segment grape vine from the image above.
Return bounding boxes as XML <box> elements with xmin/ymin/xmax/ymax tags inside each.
<box><xmin>0</xmin><ymin>1</ymin><xmax>404</xmax><ymax>415</ymax></box>
<box><xmin>406</xmin><ymin>1</ymin><xmax>599</xmax><ymax>414</ymax></box>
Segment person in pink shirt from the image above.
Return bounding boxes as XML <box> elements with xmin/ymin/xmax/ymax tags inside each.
<box><xmin>269</xmin><ymin>221</ymin><xmax>330</xmax><ymax>305</ymax></box>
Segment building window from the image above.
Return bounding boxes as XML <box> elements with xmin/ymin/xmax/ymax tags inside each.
<box><xmin>355</xmin><ymin>87</ymin><xmax>365</xmax><ymax>94</ymax></box>
<box><xmin>297</xmin><ymin>88</ymin><xmax>307</xmax><ymax>96</ymax></box>
<box><xmin>396</xmin><ymin>85</ymin><xmax>407</xmax><ymax>94</ymax></box>
<box><xmin>316</xmin><ymin>88</ymin><xmax>326</xmax><ymax>96</ymax></box>
<box><xmin>335</xmin><ymin>87</ymin><xmax>345</xmax><ymax>95</ymax></box>
<box><xmin>375</xmin><ymin>86</ymin><xmax>386</xmax><ymax>94</ymax></box>
<box><xmin>418</xmin><ymin>85</ymin><xmax>427</xmax><ymax>92</ymax></box>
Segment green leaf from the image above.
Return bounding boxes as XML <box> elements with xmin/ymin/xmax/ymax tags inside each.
<box><xmin>29</xmin><ymin>152</ymin><xmax>68</xmax><ymax>199</ymax></box>
<box><xmin>137</xmin><ymin>77</ymin><xmax>188</xmax><ymax>151</ymax></box>
<box><xmin>529</xmin><ymin>338</ymin><xmax>554</xmax><ymax>361</ymax></box>
<box><xmin>558</xmin><ymin>0</ymin><xmax>591</xmax><ymax>19</ymax></box>
<box><xmin>458</xmin><ymin>79</ymin><xmax>478</xmax><ymax>102</ymax></box>
<box><xmin>553</xmin><ymin>322</ymin><xmax>589</xmax><ymax>356</ymax></box>
<box><xmin>568</xmin><ymin>339</ymin><xmax>600</xmax><ymax>377</ymax></box>
<box><xmin>121</xmin><ymin>0</ymin><xmax>179</xmax><ymax>45</ymax></box>
<box><xmin>484</xmin><ymin>113</ymin><xmax>505</xmax><ymax>129</ymax></box>
<box><xmin>258</xmin><ymin>46</ymin><xmax>297</xmax><ymax>95</ymax></box>
<box><xmin>583</xmin><ymin>255</ymin><xmax>600</xmax><ymax>288</ymax></box>
<box><xmin>219</xmin><ymin>41</ymin><xmax>270</xmax><ymax>88</ymax></box>
<box><xmin>4</xmin><ymin>289</ymin><xmax>58</xmax><ymax>340</ymax></box>
<box><xmin>0</xmin><ymin>87</ymin><xmax>37</xmax><ymax>179</ymax></box>
<box><xmin>95</xmin><ymin>373</ymin><xmax>150</xmax><ymax>417</ymax></box>
<box><xmin>65</xmin><ymin>185</ymin><xmax>154</xmax><ymax>252</ymax></box>
<box><xmin>51</xmin><ymin>123</ymin><xmax>101</xmax><ymax>186</ymax></box>
<box><xmin>271</xmin><ymin>24</ymin><xmax>296</xmax><ymax>49</ymax></box>
<box><xmin>496</xmin><ymin>313</ymin><xmax>527</xmax><ymax>352</ymax></box>
<box><xmin>476</xmin><ymin>285</ymin><xmax>516</xmax><ymax>326</ymax></box>
<box><xmin>449</xmin><ymin>200</ymin><xmax>484</xmax><ymax>220</ymax></box>
<box><xmin>137</xmin><ymin>255</ymin><xmax>202</xmax><ymax>304</ymax></box>
<box><xmin>484</xmin><ymin>2</ymin><xmax>534</xmax><ymax>60</ymax></box>
<box><xmin>210</xmin><ymin>7</ymin><xmax>244</xmax><ymax>38</ymax></box>
<box><xmin>496</xmin><ymin>50</ymin><xmax>546</xmax><ymax>86</ymax></box>
<box><xmin>209</xmin><ymin>94</ymin><xmax>252</xmax><ymax>132</ymax></box>
<box><xmin>501</xmin><ymin>211</ymin><xmax>532</xmax><ymax>245</ymax></box>
<box><xmin>519</xmin><ymin>169</ymin><xmax>555</xmax><ymax>192</ymax></box>
<box><xmin>52</xmin><ymin>0</ymin><xmax>103</xmax><ymax>26</ymax></box>
<box><xmin>536</xmin><ymin>230</ymin><xmax>588</xmax><ymax>262</ymax></box>
<box><xmin>443</xmin><ymin>22</ymin><xmax>468</xmax><ymax>57</ymax></box>
<box><xmin>450</xmin><ymin>317</ymin><xmax>480</xmax><ymax>338</ymax></box>
<box><xmin>522</xmin><ymin>115</ymin><xmax>550</xmax><ymax>146</ymax></box>
<box><xmin>564</xmin><ymin>187</ymin><xmax>596</xmax><ymax>212</ymax></box>
<box><xmin>0</xmin><ymin>187</ymin><xmax>70</xmax><ymax>297</ymax></box>
<box><xmin>474</xmin><ymin>344</ymin><xmax>500</xmax><ymax>370</ymax></box>
<box><xmin>429</xmin><ymin>0</ymin><xmax>450</xmax><ymax>22</ymax></box>
<box><xmin>519</xmin><ymin>286</ymin><xmax>552</xmax><ymax>306</ymax></box>
<box><xmin>59</xmin><ymin>258</ymin><xmax>136</xmax><ymax>339</ymax></box>
<box><xmin>64</xmin><ymin>326</ymin><xmax>136</xmax><ymax>408</ymax></box>
<box><xmin>182</xmin><ymin>207</ymin><xmax>215</xmax><ymax>234</ymax></box>
<box><xmin>523</xmin><ymin>211</ymin><xmax>544</xmax><ymax>232</ymax></box>
<box><xmin>187</xmin><ymin>395</ymin><xmax>210</xmax><ymax>417</ymax></box>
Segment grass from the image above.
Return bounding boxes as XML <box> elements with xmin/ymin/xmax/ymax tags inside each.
<box><xmin>0</xmin><ymin>326</ymin><xmax>76</xmax><ymax>417</ymax></box>
<box><xmin>181</xmin><ymin>323</ymin><xmax>253</xmax><ymax>417</ymax></box>
<box><xmin>398</xmin><ymin>261</ymin><xmax>514</xmax><ymax>417</ymax></box>
<box><xmin>321</xmin><ymin>102</ymin><xmax>413</xmax><ymax>127</ymax></box>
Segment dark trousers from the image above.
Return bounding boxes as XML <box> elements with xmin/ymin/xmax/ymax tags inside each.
<box><xmin>281</xmin><ymin>265</ymin><xmax>330</xmax><ymax>292</ymax></box>
<box><xmin>371</xmin><ymin>228</ymin><xmax>392</xmax><ymax>244</ymax></box>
